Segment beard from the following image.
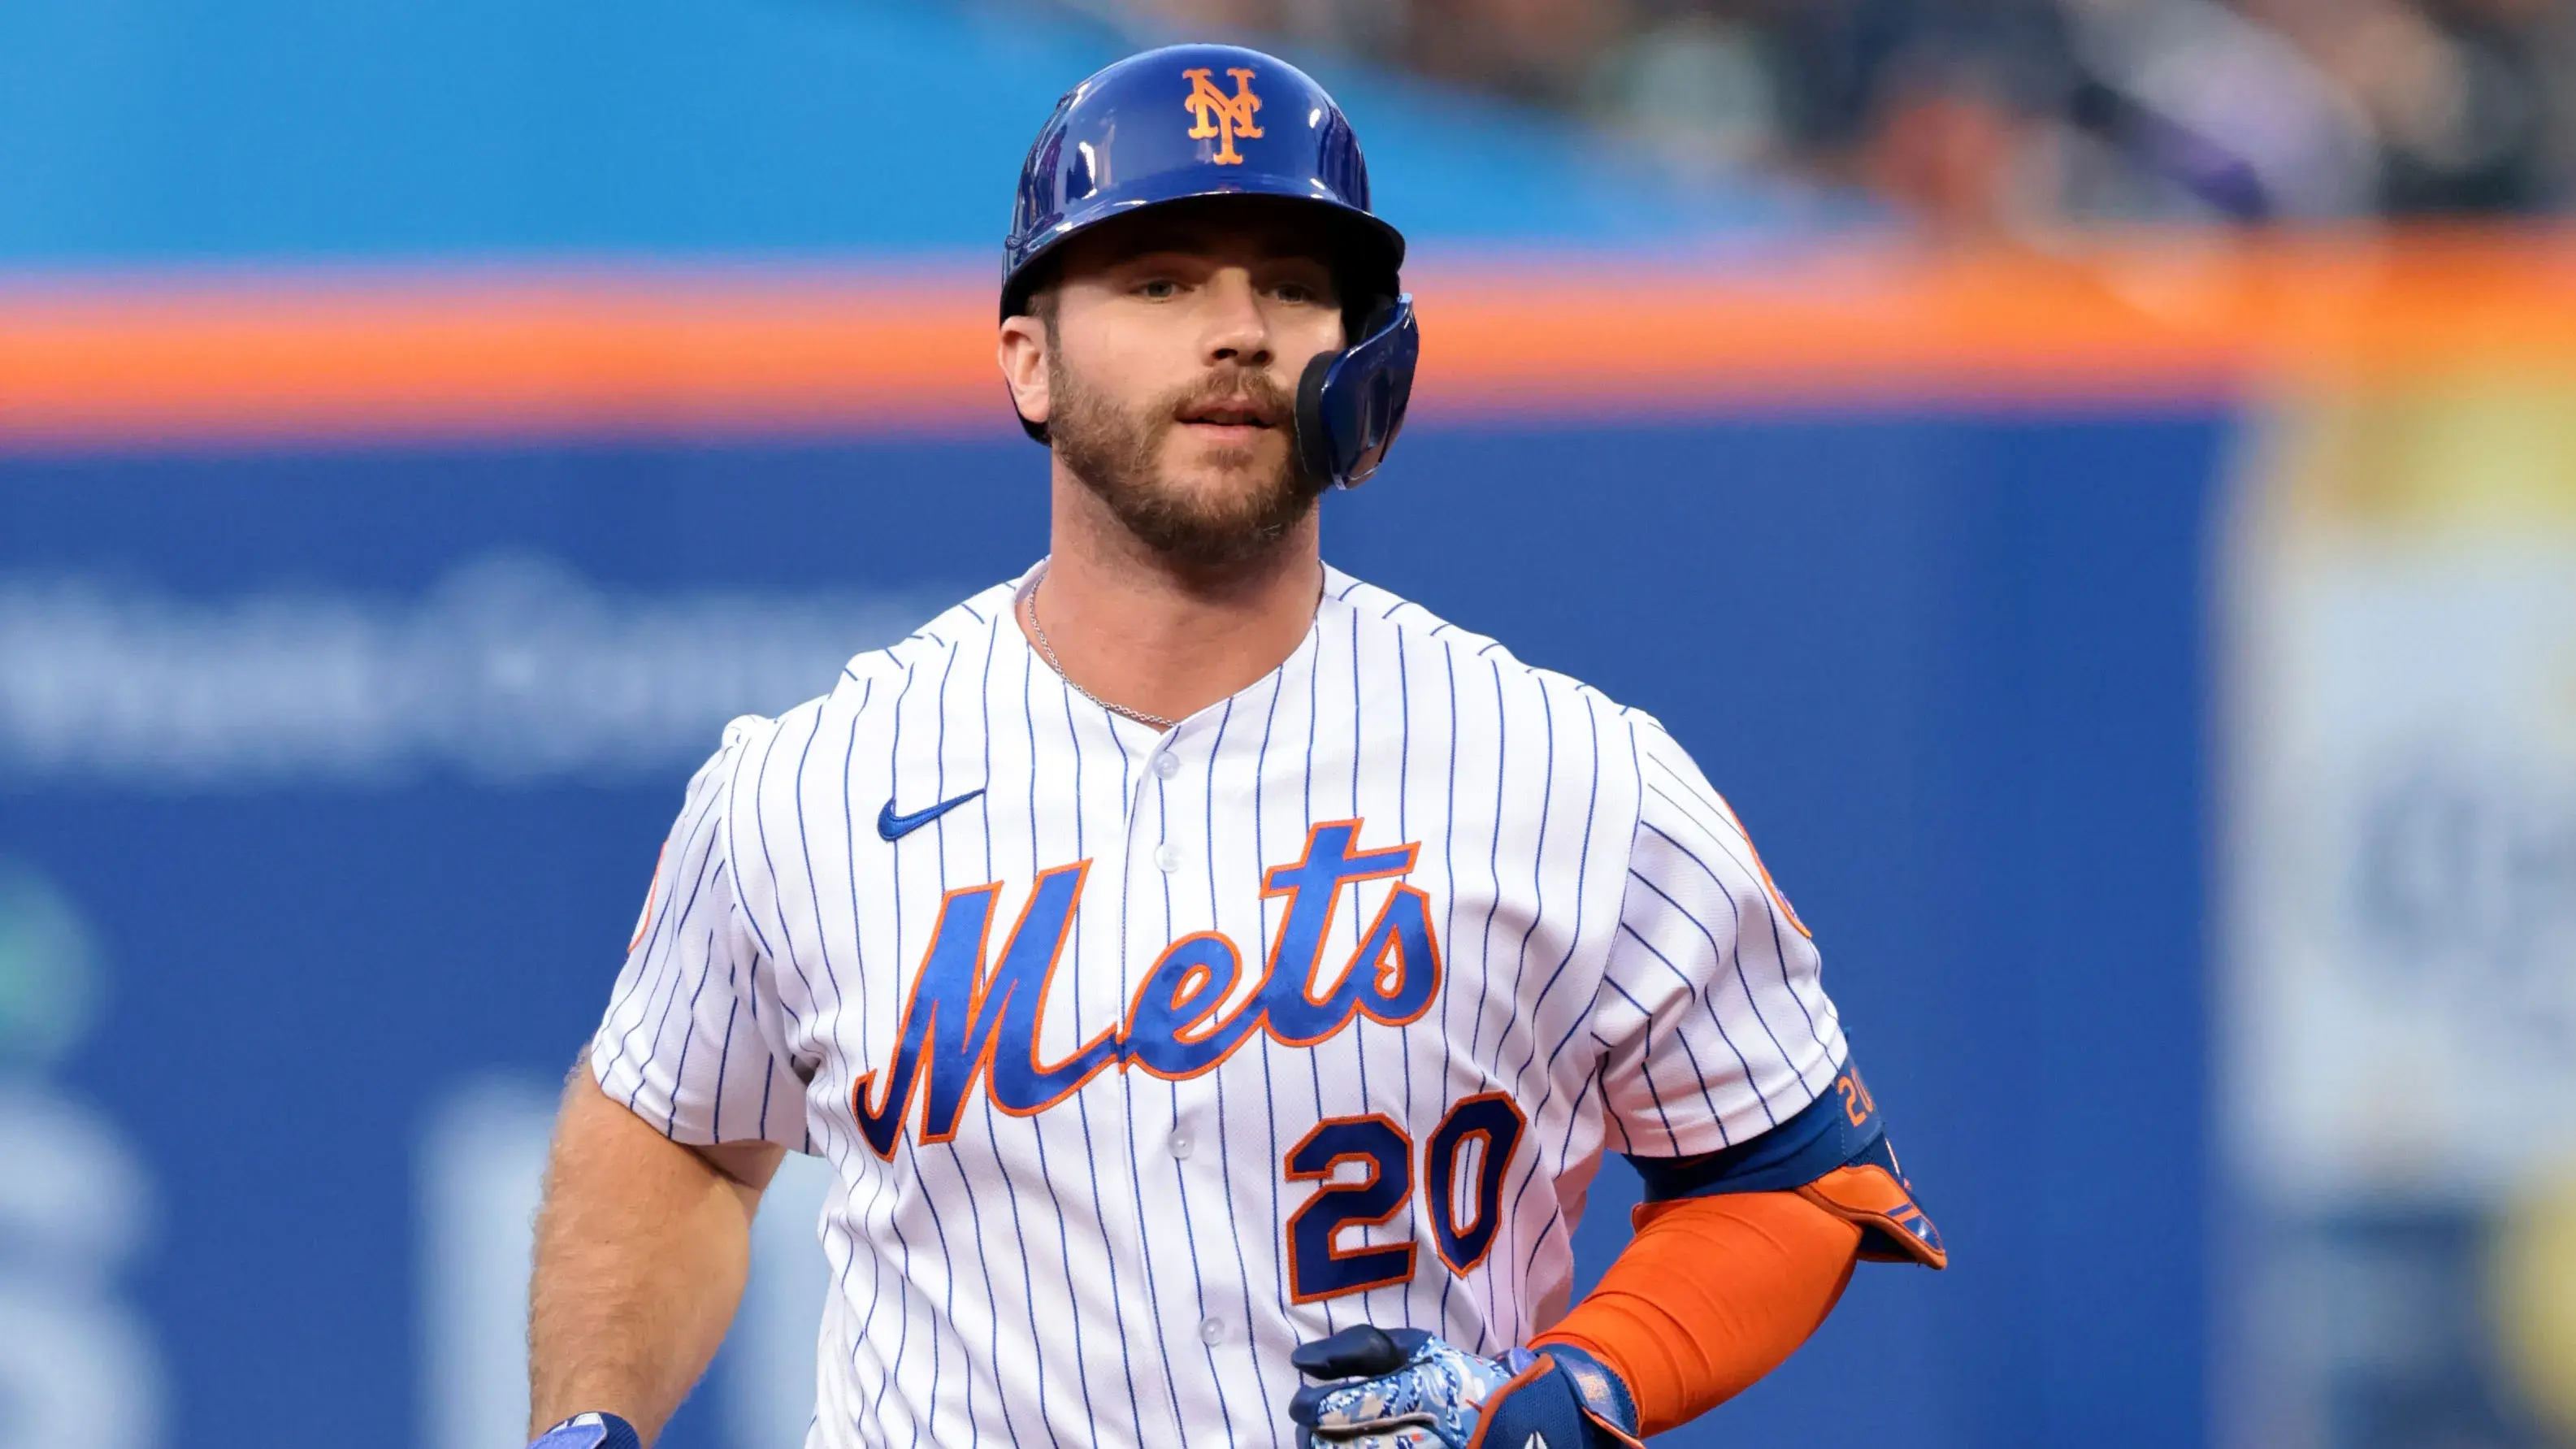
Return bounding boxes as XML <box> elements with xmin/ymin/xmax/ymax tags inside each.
<box><xmin>1047</xmin><ymin>349</ymin><xmax>1324</xmax><ymax>571</ymax></box>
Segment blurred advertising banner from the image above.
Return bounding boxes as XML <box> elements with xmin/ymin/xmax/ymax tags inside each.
<box><xmin>2227</xmin><ymin>369</ymin><xmax>2576</xmax><ymax>1446</ymax></box>
<box><xmin>0</xmin><ymin>555</ymin><xmax>931</xmax><ymax>787</ymax></box>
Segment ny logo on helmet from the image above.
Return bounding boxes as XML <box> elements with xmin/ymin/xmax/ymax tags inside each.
<box><xmin>1182</xmin><ymin>67</ymin><xmax>1264</xmax><ymax>164</ymax></box>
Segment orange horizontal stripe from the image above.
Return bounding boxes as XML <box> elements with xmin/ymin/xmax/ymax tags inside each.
<box><xmin>3</xmin><ymin>231</ymin><xmax>2572</xmax><ymax>449</ymax></box>
<box><xmin>0</xmin><ymin>265</ymin><xmax>1008</xmax><ymax>449</ymax></box>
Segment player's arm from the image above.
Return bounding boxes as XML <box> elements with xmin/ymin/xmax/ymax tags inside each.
<box><xmin>528</xmin><ymin>717</ymin><xmax>811</xmax><ymax>1447</ymax></box>
<box><xmin>526</xmin><ymin>1067</ymin><xmax>784</xmax><ymax>1443</ymax></box>
<box><xmin>1529</xmin><ymin>1065</ymin><xmax>1945</xmax><ymax>1436</ymax></box>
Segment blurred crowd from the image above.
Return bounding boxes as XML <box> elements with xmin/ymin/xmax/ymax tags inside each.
<box><xmin>1048</xmin><ymin>0</ymin><xmax>2576</xmax><ymax>232</ymax></box>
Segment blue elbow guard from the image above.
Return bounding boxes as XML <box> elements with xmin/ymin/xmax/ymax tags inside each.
<box><xmin>1626</xmin><ymin>1062</ymin><xmax>1945</xmax><ymax>1268</ymax></box>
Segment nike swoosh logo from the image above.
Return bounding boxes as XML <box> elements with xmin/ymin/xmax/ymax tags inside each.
<box><xmin>877</xmin><ymin>788</ymin><xmax>985</xmax><ymax>842</ymax></box>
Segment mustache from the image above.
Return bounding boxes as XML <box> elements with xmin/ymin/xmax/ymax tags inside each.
<box><xmin>1160</xmin><ymin>367</ymin><xmax>1295</xmax><ymax>428</ymax></box>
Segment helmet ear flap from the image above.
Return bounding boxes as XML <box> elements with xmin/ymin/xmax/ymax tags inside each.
<box><xmin>1295</xmin><ymin>348</ymin><xmax>1338</xmax><ymax>484</ymax></box>
<box><xmin>1292</xmin><ymin>295</ymin><xmax>1418</xmax><ymax>490</ymax></box>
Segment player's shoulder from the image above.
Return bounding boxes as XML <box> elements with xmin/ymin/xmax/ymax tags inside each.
<box><xmin>1324</xmin><ymin>565</ymin><xmax>1658</xmax><ymax>731</ymax></box>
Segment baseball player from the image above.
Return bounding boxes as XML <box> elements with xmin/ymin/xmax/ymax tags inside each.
<box><xmin>525</xmin><ymin>41</ymin><xmax>1943</xmax><ymax>1449</ymax></box>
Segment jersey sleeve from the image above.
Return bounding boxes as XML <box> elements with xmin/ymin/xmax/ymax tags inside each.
<box><xmin>589</xmin><ymin>718</ymin><xmax>810</xmax><ymax>1152</ymax></box>
<box><xmin>1594</xmin><ymin>722</ymin><xmax>1848</xmax><ymax>1158</ymax></box>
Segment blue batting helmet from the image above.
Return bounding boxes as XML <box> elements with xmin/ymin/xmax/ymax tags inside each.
<box><xmin>1003</xmin><ymin>44</ymin><xmax>1420</xmax><ymax>490</ymax></box>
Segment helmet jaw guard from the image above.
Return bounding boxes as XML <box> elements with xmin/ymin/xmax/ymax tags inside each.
<box><xmin>1295</xmin><ymin>295</ymin><xmax>1417</xmax><ymax>490</ymax></box>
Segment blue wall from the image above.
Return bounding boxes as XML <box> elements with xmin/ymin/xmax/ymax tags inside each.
<box><xmin>0</xmin><ymin>408</ymin><xmax>2222</xmax><ymax>1447</ymax></box>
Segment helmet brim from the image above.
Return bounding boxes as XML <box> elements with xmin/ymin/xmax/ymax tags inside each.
<box><xmin>1000</xmin><ymin>184</ymin><xmax>1404</xmax><ymax>323</ymax></box>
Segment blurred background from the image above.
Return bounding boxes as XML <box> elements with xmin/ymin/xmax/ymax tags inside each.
<box><xmin>2</xmin><ymin>2</ymin><xmax>2574</xmax><ymax>1447</ymax></box>
<box><xmin>1073</xmin><ymin>0</ymin><xmax>2576</xmax><ymax>230</ymax></box>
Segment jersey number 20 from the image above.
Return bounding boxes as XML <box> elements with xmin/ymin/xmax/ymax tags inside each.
<box><xmin>1282</xmin><ymin>1093</ymin><xmax>1526</xmax><ymax>1303</ymax></box>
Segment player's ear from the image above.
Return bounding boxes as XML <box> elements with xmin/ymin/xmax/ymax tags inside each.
<box><xmin>998</xmin><ymin>310</ymin><xmax>1052</xmax><ymax>431</ymax></box>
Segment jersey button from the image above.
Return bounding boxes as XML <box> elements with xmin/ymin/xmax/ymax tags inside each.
<box><xmin>1154</xmin><ymin>752</ymin><xmax>1181</xmax><ymax>779</ymax></box>
<box><xmin>1199</xmin><ymin>1317</ymin><xmax>1225</xmax><ymax>1345</ymax></box>
<box><xmin>1153</xmin><ymin>843</ymin><xmax>1182</xmax><ymax>873</ymax></box>
<box><xmin>1168</xmin><ymin>1131</ymin><xmax>1193</xmax><ymax>1160</ymax></box>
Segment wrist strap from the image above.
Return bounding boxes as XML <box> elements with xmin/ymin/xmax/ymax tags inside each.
<box><xmin>531</xmin><ymin>1412</ymin><xmax>643</xmax><ymax>1449</ymax></box>
<box><xmin>1533</xmin><ymin>1344</ymin><xmax>1646</xmax><ymax>1449</ymax></box>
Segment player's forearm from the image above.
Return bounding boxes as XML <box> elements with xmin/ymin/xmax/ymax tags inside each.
<box><xmin>527</xmin><ymin>1069</ymin><xmax>770</xmax><ymax>1443</ymax></box>
<box><xmin>1533</xmin><ymin>1191</ymin><xmax>1862</xmax><ymax>1436</ymax></box>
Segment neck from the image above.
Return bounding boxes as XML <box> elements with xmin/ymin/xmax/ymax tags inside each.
<box><xmin>1026</xmin><ymin>465</ymin><xmax>1325</xmax><ymax>730</ymax></box>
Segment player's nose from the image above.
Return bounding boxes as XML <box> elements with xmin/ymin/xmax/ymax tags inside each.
<box><xmin>1199</xmin><ymin>267</ymin><xmax>1271</xmax><ymax>369</ymax></box>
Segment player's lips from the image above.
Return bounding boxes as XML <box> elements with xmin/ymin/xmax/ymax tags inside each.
<box><xmin>1177</xmin><ymin>396</ymin><xmax>1283</xmax><ymax>437</ymax></box>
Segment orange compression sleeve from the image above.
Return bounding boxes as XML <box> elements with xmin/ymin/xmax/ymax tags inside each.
<box><xmin>1531</xmin><ymin>1191</ymin><xmax>1863</xmax><ymax>1437</ymax></box>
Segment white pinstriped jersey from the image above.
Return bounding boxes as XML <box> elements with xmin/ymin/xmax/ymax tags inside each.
<box><xmin>592</xmin><ymin>562</ymin><xmax>1846</xmax><ymax>1449</ymax></box>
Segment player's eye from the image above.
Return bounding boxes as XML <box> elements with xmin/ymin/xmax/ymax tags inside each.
<box><xmin>1134</xmin><ymin>278</ymin><xmax>1182</xmax><ymax>300</ymax></box>
<box><xmin>1271</xmin><ymin>280</ymin><xmax>1328</xmax><ymax>306</ymax></box>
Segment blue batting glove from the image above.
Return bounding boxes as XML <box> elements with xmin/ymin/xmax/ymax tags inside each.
<box><xmin>528</xmin><ymin>1412</ymin><xmax>644</xmax><ymax>1449</ymax></box>
<box><xmin>1289</xmin><ymin>1325</ymin><xmax>1641</xmax><ymax>1449</ymax></box>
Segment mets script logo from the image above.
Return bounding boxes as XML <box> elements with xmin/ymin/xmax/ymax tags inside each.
<box><xmin>1183</xmin><ymin>66</ymin><xmax>1264</xmax><ymax>165</ymax></box>
<box><xmin>853</xmin><ymin>820</ymin><xmax>1438</xmax><ymax>1158</ymax></box>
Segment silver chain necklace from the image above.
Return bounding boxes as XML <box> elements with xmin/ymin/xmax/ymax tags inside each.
<box><xmin>1023</xmin><ymin>573</ymin><xmax>1180</xmax><ymax>731</ymax></box>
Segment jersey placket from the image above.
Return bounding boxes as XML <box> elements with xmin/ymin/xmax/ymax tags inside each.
<box><xmin>1152</xmin><ymin>721</ymin><xmax>1277</xmax><ymax>1437</ymax></box>
<box><xmin>1085</xmin><ymin>710</ymin><xmax>1193</xmax><ymax>1449</ymax></box>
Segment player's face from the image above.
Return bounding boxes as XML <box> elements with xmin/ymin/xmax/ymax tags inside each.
<box><xmin>1013</xmin><ymin>203</ymin><xmax>1348</xmax><ymax>568</ymax></box>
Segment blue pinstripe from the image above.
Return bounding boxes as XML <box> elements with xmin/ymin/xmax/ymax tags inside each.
<box><xmin>819</xmin><ymin>675</ymin><xmax>879</xmax><ymax>1439</ymax></box>
<box><xmin>1432</xmin><ymin>637</ymin><xmax>1467</xmax><ymax>1346</ymax></box>
<box><xmin>1492</xmin><ymin>694</ymin><xmax>1605</xmax><ymax>1322</ymax></box>
<box><xmin>956</xmin><ymin>621</ymin><xmax>1045</xmax><ymax>1449</ymax></box>
<box><xmin>861</xmin><ymin>662</ymin><xmax>925</xmax><ymax>1449</ymax></box>
<box><xmin>1103</xmin><ymin>709</ymin><xmax>1195</xmax><ymax>1446</ymax></box>
<box><xmin>1598</xmin><ymin>973</ymin><xmax>1686</xmax><ymax>1149</ymax></box>
<box><xmin>1613</xmin><ymin>921</ymin><xmax>1750</xmax><ymax>1133</ymax></box>
<box><xmin>1640</xmin><ymin>797</ymin><xmax>1802</xmax><ymax>1060</ymax></box>
<box><xmin>1464</xmin><ymin>657</ymin><xmax>1511</xmax><ymax>1067</ymax></box>
<box><xmin>1201</xmin><ymin>695</ymin><xmax>1287</xmax><ymax>1449</ymax></box>
<box><xmin>1485</xmin><ymin>680</ymin><xmax>1556</xmax><ymax>1091</ymax></box>
<box><xmin>662</xmin><ymin>926</ymin><xmax>724</xmax><ymax>1136</ymax></box>
<box><xmin>1642</xmin><ymin>757</ymin><xmax>1835</xmax><ymax>1056</ymax></box>
<box><xmin>1058</xmin><ymin>675</ymin><xmax>1150</xmax><ymax>1447</ymax></box>
<box><xmin>1021</xmin><ymin>638</ymin><xmax>1103</xmax><ymax>1449</ymax></box>
<box><xmin>920</xmin><ymin>638</ymin><xmax>1012</xmax><ymax>1449</ymax></box>
<box><xmin>1151</xmin><ymin>766</ymin><xmax>1245</xmax><ymax>1449</ymax></box>
<box><xmin>1338</xmin><ymin>605</ymin><xmax>1384</xmax><ymax>1325</ymax></box>
<box><xmin>1298</xmin><ymin>612</ymin><xmax>1341</xmax><ymax>1337</ymax></box>
<box><xmin>605</xmin><ymin>795</ymin><xmax>723</xmax><ymax>1075</ymax></box>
